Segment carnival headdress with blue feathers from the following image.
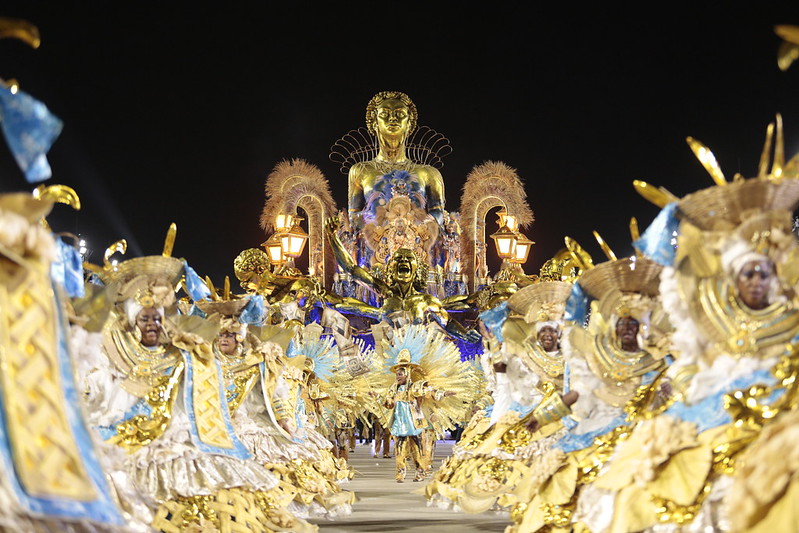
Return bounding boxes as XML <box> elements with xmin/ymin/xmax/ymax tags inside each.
<box><xmin>384</xmin><ymin>325</ymin><xmax>428</xmax><ymax>374</ymax></box>
<box><xmin>286</xmin><ymin>334</ymin><xmax>339</xmax><ymax>382</ymax></box>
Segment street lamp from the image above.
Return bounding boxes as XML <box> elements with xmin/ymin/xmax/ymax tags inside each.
<box><xmin>274</xmin><ymin>213</ymin><xmax>293</xmax><ymax>232</ymax></box>
<box><xmin>511</xmin><ymin>233</ymin><xmax>535</xmax><ymax>264</ymax></box>
<box><xmin>495</xmin><ymin>209</ymin><xmax>518</xmax><ymax>232</ymax></box>
<box><xmin>490</xmin><ymin>223</ymin><xmax>518</xmax><ymax>260</ymax></box>
<box><xmin>280</xmin><ymin>216</ymin><xmax>309</xmax><ymax>259</ymax></box>
<box><xmin>262</xmin><ymin>233</ymin><xmax>285</xmax><ymax>266</ymax></box>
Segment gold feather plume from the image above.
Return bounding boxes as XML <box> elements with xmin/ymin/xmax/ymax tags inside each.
<box><xmin>260</xmin><ymin>158</ymin><xmax>336</xmax><ymax>232</ymax></box>
<box><xmin>458</xmin><ymin>161</ymin><xmax>534</xmax><ymax>287</ymax></box>
<box><xmin>260</xmin><ymin>159</ymin><xmax>338</xmax><ymax>285</ymax></box>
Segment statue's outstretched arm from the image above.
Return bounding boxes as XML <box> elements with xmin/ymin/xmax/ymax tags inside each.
<box><xmin>324</xmin><ymin>216</ymin><xmax>388</xmax><ymax>295</ymax></box>
<box><xmin>427</xmin><ymin>298</ymin><xmax>482</xmax><ymax>344</ymax></box>
<box><xmin>322</xmin><ymin>290</ymin><xmax>383</xmax><ymax>320</ymax></box>
<box><xmin>441</xmin><ymin>316</ymin><xmax>482</xmax><ymax>344</ymax></box>
<box><xmin>441</xmin><ymin>294</ymin><xmax>472</xmax><ymax>311</ymax></box>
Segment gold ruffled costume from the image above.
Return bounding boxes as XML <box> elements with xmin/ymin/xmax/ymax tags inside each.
<box><xmin>426</xmin><ymin>260</ymin><xmax>578</xmax><ymax>514</ymax></box>
<box><xmin>566</xmin><ymin>117</ymin><xmax>799</xmax><ymax>533</ymax></box>
<box><xmin>508</xmin><ymin>241</ymin><xmax>673</xmax><ymax>532</ymax></box>
<box><xmin>82</xmin><ymin>236</ymin><xmax>314</xmax><ymax>533</ymax></box>
<box><xmin>0</xmin><ymin>191</ymin><xmax>135</xmax><ymax>531</ymax></box>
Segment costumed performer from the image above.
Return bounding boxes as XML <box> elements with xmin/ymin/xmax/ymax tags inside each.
<box><xmin>575</xmin><ymin>120</ymin><xmax>799</xmax><ymax>533</ymax></box>
<box><xmin>507</xmin><ymin>238</ymin><xmax>673</xmax><ymax>533</ymax></box>
<box><xmin>375</xmin><ymin>324</ymin><xmax>478</xmax><ymax>483</ymax></box>
<box><xmin>77</xmin><ymin>238</ymin><xmax>312</xmax><ymax>533</ymax></box>
<box><xmin>281</xmin><ymin>325</ymin><xmax>357</xmax><ymax>488</ymax></box>
<box><xmin>0</xmin><ymin>191</ymin><xmax>138</xmax><ymax>532</ymax></box>
<box><xmin>426</xmin><ymin>257</ymin><xmax>579</xmax><ymax>514</ymax></box>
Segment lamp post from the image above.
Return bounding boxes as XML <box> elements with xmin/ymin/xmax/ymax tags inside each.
<box><xmin>273</xmin><ymin>215</ymin><xmax>308</xmax><ymax>275</ymax></box>
<box><xmin>262</xmin><ymin>233</ymin><xmax>285</xmax><ymax>267</ymax></box>
<box><xmin>490</xmin><ymin>223</ymin><xmax>518</xmax><ymax>261</ymax></box>
<box><xmin>511</xmin><ymin>233</ymin><xmax>534</xmax><ymax>266</ymax></box>
<box><xmin>263</xmin><ymin>212</ymin><xmax>310</xmax><ymax>275</ymax></box>
<box><xmin>280</xmin><ymin>216</ymin><xmax>309</xmax><ymax>260</ymax></box>
<box><xmin>489</xmin><ymin>222</ymin><xmax>518</xmax><ymax>282</ymax></box>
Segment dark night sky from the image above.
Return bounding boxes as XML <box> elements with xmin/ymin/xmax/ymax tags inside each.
<box><xmin>1</xmin><ymin>3</ymin><xmax>799</xmax><ymax>283</ymax></box>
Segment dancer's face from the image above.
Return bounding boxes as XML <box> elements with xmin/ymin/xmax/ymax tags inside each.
<box><xmin>736</xmin><ymin>259</ymin><xmax>774</xmax><ymax>310</ymax></box>
<box><xmin>136</xmin><ymin>308</ymin><xmax>162</xmax><ymax>347</ymax></box>
<box><xmin>217</xmin><ymin>331</ymin><xmax>238</xmax><ymax>355</ymax></box>
<box><xmin>615</xmin><ymin>316</ymin><xmax>640</xmax><ymax>351</ymax></box>
<box><xmin>537</xmin><ymin>325</ymin><xmax>559</xmax><ymax>351</ymax></box>
<box><xmin>395</xmin><ymin>367</ymin><xmax>408</xmax><ymax>385</ymax></box>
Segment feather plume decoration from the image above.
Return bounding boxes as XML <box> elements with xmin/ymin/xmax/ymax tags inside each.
<box><xmin>459</xmin><ymin>161</ymin><xmax>534</xmax><ymax>287</ymax></box>
<box><xmin>261</xmin><ymin>158</ymin><xmax>338</xmax><ymax>285</ymax></box>
<box><xmin>285</xmin><ymin>334</ymin><xmax>340</xmax><ymax>382</ymax></box>
<box><xmin>261</xmin><ymin>158</ymin><xmax>336</xmax><ymax>232</ymax></box>
<box><xmin>329</xmin><ymin>337</ymin><xmax>389</xmax><ymax>428</ymax></box>
<box><xmin>329</xmin><ymin>125</ymin><xmax>452</xmax><ymax>175</ymax></box>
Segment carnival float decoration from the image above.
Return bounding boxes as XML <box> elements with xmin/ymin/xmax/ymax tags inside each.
<box><xmin>255</xmin><ymin>90</ymin><xmax>540</xmax><ymax>363</ymax></box>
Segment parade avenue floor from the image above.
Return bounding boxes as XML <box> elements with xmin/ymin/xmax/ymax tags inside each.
<box><xmin>308</xmin><ymin>440</ymin><xmax>508</xmax><ymax>532</ymax></box>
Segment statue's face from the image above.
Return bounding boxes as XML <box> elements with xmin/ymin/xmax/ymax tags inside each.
<box><xmin>391</xmin><ymin>249</ymin><xmax>417</xmax><ymax>284</ymax></box>
<box><xmin>736</xmin><ymin>259</ymin><xmax>774</xmax><ymax>310</ymax></box>
<box><xmin>537</xmin><ymin>325</ymin><xmax>559</xmax><ymax>352</ymax></box>
<box><xmin>217</xmin><ymin>331</ymin><xmax>238</xmax><ymax>355</ymax></box>
<box><xmin>136</xmin><ymin>308</ymin><xmax>163</xmax><ymax>347</ymax></box>
<box><xmin>615</xmin><ymin>316</ymin><xmax>640</xmax><ymax>351</ymax></box>
<box><xmin>375</xmin><ymin>98</ymin><xmax>411</xmax><ymax>138</ymax></box>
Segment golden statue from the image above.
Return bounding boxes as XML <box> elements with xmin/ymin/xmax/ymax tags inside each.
<box><xmin>348</xmin><ymin>91</ymin><xmax>446</xmax><ymax>228</ymax></box>
<box><xmin>329</xmin><ymin>91</ymin><xmax>456</xmax><ymax>275</ymax></box>
<box><xmin>325</xmin><ymin>217</ymin><xmax>480</xmax><ymax>343</ymax></box>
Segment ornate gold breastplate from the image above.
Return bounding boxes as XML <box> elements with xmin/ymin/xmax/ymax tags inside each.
<box><xmin>521</xmin><ymin>341</ymin><xmax>565</xmax><ymax>391</ymax></box>
<box><xmin>584</xmin><ymin>335</ymin><xmax>665</xmax><ymax>407</ymax></box>
<box><xmin>104</xmin><ymin>327</ymin><xmax>181</xmax><ymax>396</ymax></box>
<box><xmin>697</xmin><ymin>277</ymin><xmax>799</xmax><ymax>357</ymax></box>
<box><xmin>586</xmin><ymin>335</ymin><xmax>663</xmax><ymax>382</ymax></box>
